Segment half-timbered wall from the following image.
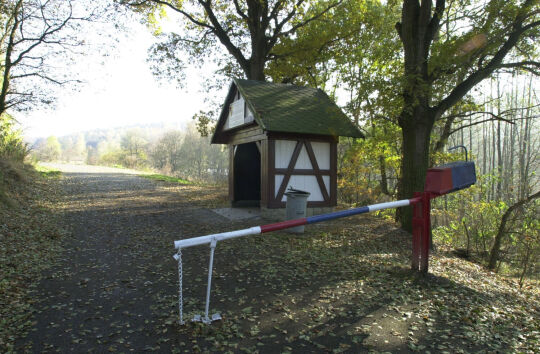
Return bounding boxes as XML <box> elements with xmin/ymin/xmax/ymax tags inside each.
<box><xmin>267</xmin><ymin>136</ymin><xmax>337</xmax><ymax>208</ymax></box>
<box><xmin>274</xmin><ymin>140</ymin><xmax>330</xmax><ymax>202</ymax></box>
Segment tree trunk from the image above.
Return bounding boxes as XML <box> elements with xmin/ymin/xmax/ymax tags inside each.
<box><xmin>247</xmin><ymin>56</ymin><xmax>266</xmax><ymax>81</ymax></box>
<box><xmin>379</xmin><ymin>155</ymin><xmax>389</xmax><ymax>195</ymax></box>
<box><xmin>491</xmin><ymin>121</ymin><xmax>496</xmax><ymax>200</ymax></box>
<box><xmin>395</xmin><ymin>0</ymin><xmax>441</xmax><ymax>230</ymax></box>
<box><xmin>495</xmin><ymin>80</ymin><xmax>503</xmax><ymax>199</ymax></box>
<box><xmin>482</xmin><ymin>122</ymin><xmax>487</xmax><ymax>175</ymax></box>
<box><xmin>398</xmin><ymin>115</ymin><xmax>434</xmax><ymax>231</ymax></box>
<box><xmin>0</xmin><ymin>0</ymin><xmax>22</xmax><ymax>117</ymax></box>
<box><xmin>488</xmin><ymin>190</ymin><xmax>540</xmax><ymax>270</ymax></box>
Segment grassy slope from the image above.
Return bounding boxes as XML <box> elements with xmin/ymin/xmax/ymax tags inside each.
<box><xmin>0</xmin><ymin>161</ymin><xmax>66</xmax><ymax>352</ymax></box>
<box><xmin>140</xmin><ymin>174</ymin><xmax>191</xmax><ymax>185</ymax></box>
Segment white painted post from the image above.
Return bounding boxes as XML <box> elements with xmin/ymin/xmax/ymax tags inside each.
<box><xmin>201</xmin><ymin>238</ymin><xmax>219</xmax><ymax>324</ymax></box>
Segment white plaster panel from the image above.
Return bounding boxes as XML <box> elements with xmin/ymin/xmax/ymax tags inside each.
<box><xmin>311</xmin><ymin>142</ymin><xmax>330</xmax><ymax>169</ymax></box>
<box><xmin>277</xmin><ymin>175</ymin><xmax>324</xmax><ymax>202</ymax></box>
<box><xmin>294</xmin><ymin>146</ymin><xmax>313</xmax><ymax>169</ymax></box>
<box><xmin>322</xmin><ymin>175</ymin><xmax>330</xmax><ymax>195</ymax></box>
<box><xmin>245</xmin><ymin>108</ymin><xmax>254</xmax><ymax>122</ymax></box>
<box><xmin>275</xmin><ymin>140</ymin><xmax>296</xmax><ymax>168</ymax></box>
<box><xmin>229</xmin><ymin>98</ymin><xmax>244</xmax><ymax>128</ymax></box>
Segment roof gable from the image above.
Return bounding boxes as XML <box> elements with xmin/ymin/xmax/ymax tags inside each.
<box><xmin>212</xmin><ymin>79</ymin><xmax>364</xmax><ymax>144</ymax></box>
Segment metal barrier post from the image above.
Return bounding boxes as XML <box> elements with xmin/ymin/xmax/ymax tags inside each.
<box><xmin>411</xmin><ymin>192</ymin><xmax>422</xmax><ymax>271</ymax></box>
<box><xmin>420</xmin><ymin>192</ymin><xmax>431</xmax><ymax>273</ymax></box>
<box><xmin>411</xmin><ymin>192</ymin><xmax>431</xmax><ymax>273</ymax></box>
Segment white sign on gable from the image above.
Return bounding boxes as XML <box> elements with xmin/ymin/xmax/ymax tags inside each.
<box><xmin>229</xmin><ymin>97</ymin><xmax>245</xmax><ymax>129</ymax></box>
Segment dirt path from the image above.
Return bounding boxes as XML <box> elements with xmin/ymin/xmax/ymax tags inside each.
<box><xmin>18</xmin><ymin>165</ymin><xmax>232</xmax><ymax>352</ymax></box>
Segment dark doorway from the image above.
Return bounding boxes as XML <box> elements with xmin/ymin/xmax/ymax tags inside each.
<box><xmin>233</xmin><ymin>142</ymin><xmax>261</xmax><ymax>207</ymax></box>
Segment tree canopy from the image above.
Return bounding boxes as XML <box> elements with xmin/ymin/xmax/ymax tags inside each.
<box><xmin>125</xmin><ymin>0</ymin><xmax>539</xmax><ymax>231</ymax></box>
<box><xmin>122</xmin><ymin>0</ymin><xmax>346</xmax><ymax>82</ymax></box>
<box><xmin>0</xmin><ymin>0</ymin><xmax>121</xmax><ymax>118</ymax></box>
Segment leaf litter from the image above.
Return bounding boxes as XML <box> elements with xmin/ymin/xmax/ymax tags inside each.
<box><xmin>2</xmin><ymin>165</ymin><xmax>538</xmax><ymax>353</ymax></box>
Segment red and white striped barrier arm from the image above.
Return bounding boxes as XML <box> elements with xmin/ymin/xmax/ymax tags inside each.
<box><xmin>174</xmin><ymin>198</ymin><xmax>421</xmax><ymax>249</ymax></box>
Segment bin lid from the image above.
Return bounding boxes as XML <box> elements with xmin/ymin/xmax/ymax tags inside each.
<box><xmin>284</xmin><ymin>187</ymin><xmax>311</xmax><ymax>196</ymax></box>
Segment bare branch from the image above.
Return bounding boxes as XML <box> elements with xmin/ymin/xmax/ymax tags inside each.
<box><xmin>128</xmin><ymin>0</ymin><xmax>215</xmax><ymax>30</ymax></box>
<box><xmin>449</xmin><ymin>117</ymin><xmax>514</xmax><ymax>135</ymax></box>
<box><xmin>11</xmin><ymin>72</ymin><xmax>81</xmax><ymax>85</ymax></box>
<box><xmin>445</xmin><ymin>103</ymin><xmax>540</xmax><ymax>120</ymax></box>
<box><xmin>195</xmin><ymin>0</ymin><xmax>249</xmax><ymax>72</ymax></box>
<box><xmin>232</xmin><ymin>0</ymin><xmax>248</xmax><ymax>21</ymax></box>
<box><xmin>498</xmin><ymin>60</ymin><xmax>540</xmax><ymax>75</ymax></box>
<box><xmin>435</xmin><ymin>0</ymin><xmax>540</xmax><ymax>116</ymax></box>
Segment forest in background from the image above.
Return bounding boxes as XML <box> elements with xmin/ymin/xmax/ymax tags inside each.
<box><xmin>30</xmin><ymin>123</ymin><xmax>229</xmax><ymax>184</ymax></box>
<box><xmin>337</xmin><ymin>73</ymin><xmax>539</xmax><ymax>285</ymax></box>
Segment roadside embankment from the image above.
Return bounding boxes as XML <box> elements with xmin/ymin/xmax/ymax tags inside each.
<box><xmin>0</xmin><ymin>160</ymin><xmax>66</xmax><ymax>352</ymax></box>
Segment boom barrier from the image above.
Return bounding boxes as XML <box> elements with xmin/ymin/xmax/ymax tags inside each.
<box><xmin>172</xmin><ymin>150</ymin><xmax>477</xmax><ymax>324</ymax></box>
<box><xmin>173</xmin><ymin>198</ymin><xmax>423</xmax><ymax>324</ymax></box>
<box><xmin>174</xmin><ymin>199</ymin><xmax>415</xmax><ymax>250</ymax></box>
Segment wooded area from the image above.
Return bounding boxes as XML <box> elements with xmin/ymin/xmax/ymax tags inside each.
<box><xmin>2</xmin><ymin>0</ymin><xmax>539</xmax><ymax>302</ymax></box>
<box><xmin>2</xmin><ymin>0</ymin><xmax>538</xmax><ymax>282</ymax></box>
<box><xmin>0</xmin><ymin>0</ymin><xmax>540</xmax><ymax>350</ymax></box>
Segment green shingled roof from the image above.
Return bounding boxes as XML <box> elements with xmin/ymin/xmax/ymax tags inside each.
<box><xmin>215</xmin><ymin>79</ymin><xmax>364</xmax><ymax>140</ymax></box>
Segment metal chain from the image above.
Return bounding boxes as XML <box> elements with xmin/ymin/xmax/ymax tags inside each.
<box><xmin>176</xmin><ymin>248</ymin><xmax>185</xmax><ymax>325</ymax></box>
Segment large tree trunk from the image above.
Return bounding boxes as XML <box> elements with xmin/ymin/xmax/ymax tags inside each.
<box><xmin>395</xmin><ymin>0</ymin><xmax>442</xmax><ymax>231</ymax></box>
<box><xmin>248</xmin><ymin>56</ymin><xmax>266</xmax><ymax>81</ymax></box>
<box><xmin>0</xmin><ymin>0</ymin><xmax>22</xmax><ymax>117</ymax></box>
<box><xmin>398</xmin><ymin>112</ymin><xmax>435</xmax><ymax>231</ymax></box>
<box><xmin>379</xmin><ymin>155</ymin><xmax>389</xmax><ymax>195</ymax></box>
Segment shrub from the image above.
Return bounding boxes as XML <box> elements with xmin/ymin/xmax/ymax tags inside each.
<box><xmin>0</xmin><ymin>114</ymin><xmax>29</xmax><ymax>162</ymax></box>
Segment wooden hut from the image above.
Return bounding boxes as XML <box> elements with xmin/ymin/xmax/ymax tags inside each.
<box><xmin>211</xmin><ymin>79</ymin><xmax>363</xmax><ymax>217</ymax></box>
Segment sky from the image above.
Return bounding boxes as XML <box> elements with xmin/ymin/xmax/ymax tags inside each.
<box><xmin>18</xmin><ymin>15</ymin><xmax>217</xmax><ymax>140</ymax></box>
<box><xmin>16</xmin><ymin>6</ymin><xmax>537</xmax><ymax>142</ymax></box>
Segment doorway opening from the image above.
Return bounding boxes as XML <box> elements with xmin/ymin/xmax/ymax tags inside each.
<box><xmin>233</xmin><ymin>142</ymin><xmax>260</xmax><ymax>207</ymax></box>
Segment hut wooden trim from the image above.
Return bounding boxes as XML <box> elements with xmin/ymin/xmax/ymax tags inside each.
<box><xmin>266</xmin><ymin>136</ymin><xmax>337</xmax><ymax>209</ymax></box>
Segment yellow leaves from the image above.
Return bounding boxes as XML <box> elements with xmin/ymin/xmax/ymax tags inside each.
<box><xmin>145</xmin><ymin>3</ymin><xmax>171</xmax><ymax>36</ymax></box>
<box><xmin>146</xmin><ymin>11</ymin><xmax>163</xmax><ymax>36</ymax></box>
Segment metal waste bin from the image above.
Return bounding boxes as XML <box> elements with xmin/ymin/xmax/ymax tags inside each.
<box><xmin>285</xmin><ymin>187</ymin><xmax>310</xmax><ymax>233</ymax></box>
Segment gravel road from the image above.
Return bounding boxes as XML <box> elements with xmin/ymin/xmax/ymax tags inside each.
<box><xmin>18</xmin><ymin>164</ymin><xmax>232</xmax><ymax>352</ymax></box>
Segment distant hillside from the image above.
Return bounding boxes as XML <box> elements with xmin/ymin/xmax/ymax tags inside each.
<box><xmin>27</xmin><ymin>121</ymin><xmax>186</xmax><ymax>148</ymax></box>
